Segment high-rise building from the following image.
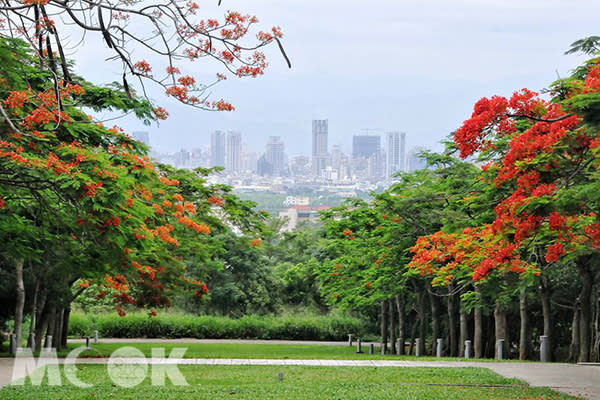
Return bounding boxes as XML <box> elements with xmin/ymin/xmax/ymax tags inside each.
<box><xmin>312</xmin><ymin>120</ymin><xmax>328</xmax><ymax>176</ymax></box>
<box><xmin>210</xmin><ymin>130</ymin><xmax>226</xmax><ymax>167</ymax></box>
<box><xmin>368</xmin><ymin>148</ymin><xmax>386</xmax><ymax>180</ymax></box>
<box><xmin>266</xmin><ymin>136</ymin><xmax>285</xmax><ymax>176</ymax></box>
<box><xmin>352</xmin><ymin>135</ymin><xmax>380</xmax><ymax>158</ymax></box>
<box><xmin>226</xmin><ymin>131</ymin><xmax>242</xmax><ymax>173</ymax></box>
<box><xmin>257</xmin><ymin>154</ymin><xmax>273</xmax><ymax>176</ymax></box>
<box><xmin>386</xmin><ymin>131</ymin><xmax>406</xmax><ymax>177</ymax></box>
<box><xmin>132</xmin><ymin>131</ymin><xmax>150</xmax><ymax>147</ymax></box>
<box><xmin>407</xmin><ymin>146</ymin><xmax>428</xmax><ymax>172</ymax></box>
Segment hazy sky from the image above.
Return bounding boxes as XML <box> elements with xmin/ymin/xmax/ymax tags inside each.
<box><xmin>74</xmin><ymin>0</ymin><xmax>600</xmax><ymax>155</ymax></box>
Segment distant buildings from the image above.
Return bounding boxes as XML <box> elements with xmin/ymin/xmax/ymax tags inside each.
<box><xmin>266</xmin><ymin>136</ymin><xmax>285</xmax><ymax>176</ymax></box>
<box><xmin>132</xmin><ymin>131</ymin><xmax>150</xmax><ymax>147</ymax></box>
<box><xmin>312</xmin><ymin>120</ymin><xmax>329</xmax><ymax>176</ymax></box>
<box><xmin>226</xmin><ymin>131</ymin><xmax>242</xmax><ymax>173</ymax></box>
<box><xmin>386</xmin><ymin>131</ymin><xmax>405</xmax><ymax>177</ymax></box>
<box><xmin>279</xmin><ymin>205</ymin><xmax>330</xmax><ymax>231</ymax></box>
<box><xmin>352</xmin><ymin>135</ymin><xmax>380</xmax><ymax>159</ymax></box>
<box><xmin>210</xmin><ymin>130</ymin><xmax>226</xmax><ymax>167</ymax></box>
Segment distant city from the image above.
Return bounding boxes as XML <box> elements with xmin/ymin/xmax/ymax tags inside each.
<box><xmin>133</xmin><ymin>120</ymin><xmax>430</xmax><ymax>230</ymax></box>
<box><xmin>134</xmin><ymin>119</ymin><xmax>428</xmax><ymax>184</ymax></box>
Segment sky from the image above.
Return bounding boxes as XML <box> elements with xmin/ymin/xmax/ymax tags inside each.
<box><xmin>72</xmin><ymin>0</ymin><xmax>600</xmax><ymax>156</ymax></box>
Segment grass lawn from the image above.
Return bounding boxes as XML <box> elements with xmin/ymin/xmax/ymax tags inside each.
<box><xmin>44</xmin><ymin>342</ymin><xmax>530</xmax><ymax>361</ymax></box>
<box><xmin>1</xmin><ymin>365</ymin><xmax>572</xmax><ymax>399</ymax></box>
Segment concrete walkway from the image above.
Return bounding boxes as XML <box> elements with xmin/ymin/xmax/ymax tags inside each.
<box><xmin>69</xmin><ymin>338</ymin><xmax>376</xmax><ymax>346</ymax></box>
<box><xmin>1</xmin><ymin>356</ymin><xmax>598</xmax><ymax>399</ymax></box>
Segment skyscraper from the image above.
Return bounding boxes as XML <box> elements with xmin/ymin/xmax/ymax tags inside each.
<box><xmin>226</xmin><ymin>131</ymin><xmax>242</xmax><ymax>173</ymax></box>
<box><xmin>210</xmin><ymin>130</ymin><xmax>226</xmax><ymax>167</ymax></box>
<box><xmin>386</xmin><ymin>131</ymin><xmax>406</xmax><ymax>177</ymax></box>
<box><xmin>266</xmin><ymin>136</ymin><xmax>285</xmax><ymax>176</ymax></box>
<box><xmin>312</xmin><ymin>120</ymin><xmax>328</xmax><ymax>176</ymax></box>
<box><xmin>352</xmin><ymin>135</ymin><xmax>380</xmax><ymax>159</ymax></box>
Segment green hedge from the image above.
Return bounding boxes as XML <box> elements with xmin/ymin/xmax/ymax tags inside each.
<box><xmin>68</xmin><ymin>312</ymin><xmax>371</xmax><ymax>341</ymax></box>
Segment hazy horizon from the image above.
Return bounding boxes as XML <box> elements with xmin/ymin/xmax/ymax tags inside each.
<box><xmin>73</xmin><ymin>0</ymin><xmax>600</xmax><ymax>156</ymax></box>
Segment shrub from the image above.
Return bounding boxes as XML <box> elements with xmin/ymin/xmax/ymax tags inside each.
<box><xmin>69</xmin><ymin>311</ymin><xmax>372</xmax><ymax>340</ymax></box>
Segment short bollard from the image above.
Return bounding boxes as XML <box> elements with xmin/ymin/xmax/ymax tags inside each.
<box><xmin>86</xmin><ymin>337</ymin><xmax>91</xmax><ymax>349</ymax></box>
<box><xmin>94</xmin><ymin>330</ymin><xmax>99</xmax><ymax>344</ymax></box>
<box><xmin>465</xmin><ymin>340</ymin><xmax>472</xmax><ymax>359</ymax></box>
<box><xmin>356</xmin><ymin>338</ymin><xmax>362</xmax><ymax>353</ymax></box>
<box><xmin>381</xmin><ymin>344</ymin><xmax>386</xmax><ymax>355</ymax></box>
<box><xmin>436</xmin><ymin>338</ymin><xmax>443</xmax><ymax>358</ymax></box>
<box><xmin>396</xmin><ymin>338</ymin><xmax>403</xmax><ymax>355</ymax></box>
<box><xmin>348</xmin><ymin>334</ymin><xmax>353</xmax><ymax>347</ymax></box>
<box><xmin>497</xmin><ymin>339</ymin><xmax>504</xmax><ymax>360</ymax></box>
<box><xmin>45</xmin><ymin>335</ymin><xmax>53</xmax><ymax>350</ymax></box>
<box><xmin>369</xmin><ymin>343</ymin><xmax>374</xmax><ymax>354</ymax></box>
<box><xmin>540</xmin><ymin>335</ymin><xmax>550</xmax><ymax>362</ymax></box>
<box><xmin>9</xmin><ymin>333</ymin><xmax>16</xmax><ymax>355</ymax></box>
<box><xmin>415</xmin><ymin>338</ymin><xmax>422</xmax><ymax>357</ymax></box>
<box><xmin>27</xmin><ymin>333</ymin><xmax>35</xmax><ymax>349</ymax></box>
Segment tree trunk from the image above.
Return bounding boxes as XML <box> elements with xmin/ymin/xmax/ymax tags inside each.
<box><xmin>519</xmin><ymin>288</ymin><xmax>530</xmax><ymax>360</ymax></box>
<box><xmin>592</xmin><ymin>296</ymin><xmax>600</xmax><ymax>362</ymax></box>
<box><xmin>578</xmin><ymin>261</ymin><xmax>594</xmax><ymax>362</ymax></box>
<box><xmin>416</xmin><ymin>287</ymin><xmax>427</xmax><ymax>356</ymax></box>
<box><xmin>389</xmin><ymin>299</ymin><xmax>396</xmax><ymax>354</ymax></box>
<box><xmin>14</xmin><ymin>259</ymin><xmax>25</xmax><ymax>349</ymax></box>
<box><xmin>459</xmin><ymin>295</ymin><xmax>468</xmax><ymax>357</ymax></box>
<box><xmin>54</xmin><ymin>308</ymin><xmax>64</xmax><ymax>351</ymax></box>
<box><xmin>448</xmin><ymin>288</ymin><xmax>457</xmax><ymax>356</ymax></box>
<box><xmin>429</xmin><ymin>288</ymin><xmax>440</xmax><ymax>356</ymax></box>
<box><xmin>474</xmin><ymin>288</ymin><xmax>483</xmax><ymax>358</ymax></box>
<box><xmin>34</xmin><ymin>290</ymin><xmax>48</xmax><ymax>352</ymax></box>
<box><xmin>380</xmin><ymin>300</ymin><xmax>388</xmax><ymax>352</ymax></box>
<box><xmin>27</xmin><ymin>280</ymin><xmax>39</xmax><ymax>348</ymax></box>
<box><xmin>61</xmin><ymin>306</ymin><xmax>71</xmax><ymax>349</ymax></box>
<box><xmin>539</xmin><ymin>276</ymin><xmax>554</xmax><ymax>360</ymax></box>
<box><xmin>494</xmin><ymin>301</ymin><xmax>508</xmax><ymax>359</ymax></box>
<box><xmin>408</xmin><ymin>311</ymin><xmax>417</xmax><ymax>356</ymax></box>
<box><xmin>46</xmin><ymin>305</ymin><xmax>57</xmax><ymax>348</ymax></box>
<box><xmin>395</xmin><ymin>294</ymin><xmax>405</xmax><ymax>355</ymax></box>
<box><xmin>570</xmin><ymin>304</ymin><xmax>580</xmax><ymax>363</ymax></box>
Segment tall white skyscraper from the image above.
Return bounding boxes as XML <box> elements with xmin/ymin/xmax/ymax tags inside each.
<box><xmin>226</xmin><ymin>131</ymin><xmax>242</xmax><ymax>173</ymax></box>
<box><xmin>312</xmin><ymin>119</ymin><xmax>328</xmax><ymax>176</ymax></box>
<box><xmin>386</xmin><ymin>131</ymin><xmax>406</xmax><ymax>177</ymax></box>
<box><xmin>210</xmin><ymin>130</ymin><xmax>226</xmax><ymax>167</ymax></box>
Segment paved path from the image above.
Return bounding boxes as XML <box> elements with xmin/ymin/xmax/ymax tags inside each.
<box><xmin>1</xmin><ymin>356</ymin><xmax>598</xmax><ymax>399</ymax></box>
<box><xmin>69</xmin><ymin>338</ymin><xmax>375</xmax><ymax>346</ymax></box>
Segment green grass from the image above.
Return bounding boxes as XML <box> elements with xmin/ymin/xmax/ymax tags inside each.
<box><xmin>1</xmin><ymin>365</ymin><xmax>572</xmax><ymax>399</ymax></box>
<box><xmin>0</xmin><ymin>342</ymin><xmax>533</xmax><ymax>362</ymax></box>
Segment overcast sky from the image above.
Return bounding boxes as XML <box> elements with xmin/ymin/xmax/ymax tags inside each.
<box><xmin>74</xmin><ymin>0</ymin><xmax>600</xmax><ymax>156</ymax></box>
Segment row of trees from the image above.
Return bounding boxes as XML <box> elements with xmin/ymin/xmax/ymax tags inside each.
<box><xmin>0</xmin><ymin>0</ymin><xmax>287</xmax><ymax>351</ymax></box>
<box><xmin>315</xmin><ymin>41</ymin><xmax>600</xmax><ymax>362</ymax></box>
